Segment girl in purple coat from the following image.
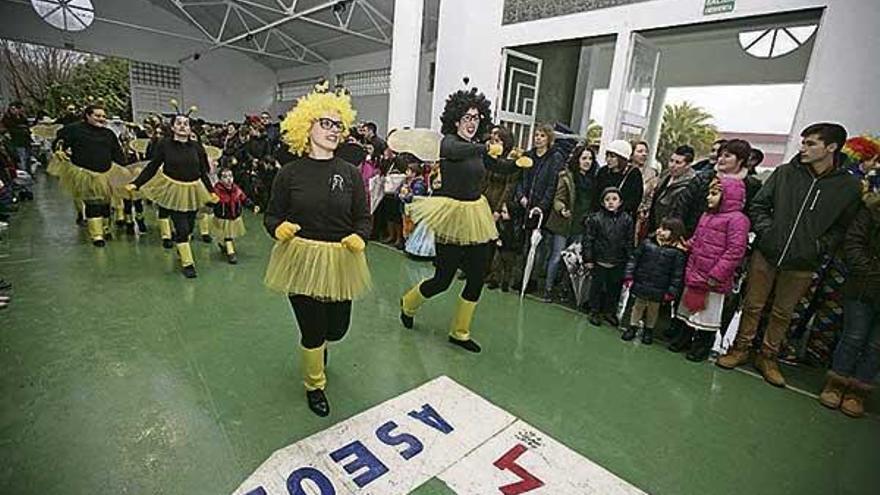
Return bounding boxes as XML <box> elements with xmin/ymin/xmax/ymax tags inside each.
<box><xmin>675</xmin><ymin>177</ymin><xmax>750</xmax><ymax>362</ymax></box>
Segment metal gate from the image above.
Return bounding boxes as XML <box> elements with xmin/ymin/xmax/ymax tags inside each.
<box><xmin>496</xmin><ymin>48</ymin><xmax>542</xmax><ymax>150</ymax></box>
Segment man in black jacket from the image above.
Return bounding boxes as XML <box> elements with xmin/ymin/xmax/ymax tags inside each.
<box><xmin>717</xmin><ymin>123</ymin><xmax>863</xmax><ymax>387</ymax></box>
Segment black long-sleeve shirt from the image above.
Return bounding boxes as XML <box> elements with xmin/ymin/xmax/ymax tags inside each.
<box><xmin>435</xmin><ymin>134</ymin><xmax>490</xmax><ymax>201</ymax></box>
<box><xmin>263</xmin><ymin>156</ymin><xmax>370</xmax><ymax>243</ymax></box>
<box><xmin>132</xmin><ymin>138</ymin><xmax>212</xmax><ymax>190</ymax></box>
<box><xmin>55</xmin><ymin>121</ymin><xmax>127</xmax><ymax>173</ymax></box>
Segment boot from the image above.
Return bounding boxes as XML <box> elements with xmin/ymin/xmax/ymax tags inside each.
<box><xmin>225</xmin><ymin>239</ymin><xmax>237</xmax><ymax>264</ymax></box>
<box><xmin>198</xmin><ymin>213</ymin><xmax>213</xmax><ymax>243</ymax></box>
<box><xmin>620</xmin><ymin>326</ymin><xmax>637</xmax><ymax>341</ymax></box>
<box><xmin>641</xmin><ymin>327</ymin><xmax>654</xmax><ymax>345</ymax></box>
<box><xmin>176</xmin><ymin>242</ymin><xmax>197</xmax><ymax>279</ymax></box>
<box><xmin>102</xmin><ymin>217</ymin><xmax>113</xmax><ymax>240</ymax></box>
<box><xmin>302</xmin><ymin>344</ymin><xmax>329</xmax><ymax>417</ymax></box>
<box><xmin>158</xmin><ymin>218</ymin><xmax>173</xmax><ymax>249</ymax></box>
<box><xmin>840</xmin><ymin>380</ymin><xmax>872</xmax><ymax>418</ymax></box>
<box><xmin>754</xmin><ymin>349</ymin><xmax>786</xmax><ymax>387</ymax></box>
<box><xmin>448</xmin><ymin>297</ymin><xmax>481</xmax><ymax>353</ymax></box>
<box><xmin>716</xmin><ymin>340</ymin><xmax>751</xmax><ymax>369</ymax></box>
<box><xmin>818</xmin><ymin>371</ymin><xmax>850</xmax><ymax>410</ymax></box>
<box><xmin>136</xmin><ymin>217</ymin><xmax>148</xmax><ymax>234</ymax></box>
<box><xmin>685</xmin><ymin>331</ymin><xmax>713</xmax><ymax>362</ymax></box>
<box><xmin>668</xmin><ymin>325</ymin><xmax>694</xmax><ymax>353</ymax></box>
<box><xmin>86</xmin><ymin>218</ymin><xmax>105</xmax><ymax>247</ymax></box>
<box><xmin>400</xmin><ymin>282</ymin><xmax>426</xmax><ymax>329</ymax></box>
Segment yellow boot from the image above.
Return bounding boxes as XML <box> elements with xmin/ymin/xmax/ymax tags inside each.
<box><xmin>224</xmin><ymin>240</ymin><xmax>238</xmax><ymax>264</ymax></box>
<box><xmin>302</xmin><ymin>344</ymin><xmax>330</xmax><ymax>416</ymax></box>
<box><xmin>198</xmin><ymin>212</ymin><xmax>213</xmax><ymax>242</ymax></box>
<box><xmin>102</xmin><ymin>217</ymin><xmax>112</xmax><ymax>240</ymax></box>
<box><xmin>400</xmin><ymin>281</ymin><xmax>427</xmax><ymax>329</ymax></box>
<box><xmin>448</xmin><ymin>297</ymin><xmax>481</xmax><ymax>353</ymax></box>
<box><xmin>176</xmin><ymin>242</ymin><xmax>197</xmax><ymax>278</ymax></box>
<box><xmin>158</xmin><ymin>218</ymin><xmax>173</xmax><ymax>248</ymax></box>
<box><xmin>86</xmin><ymin>218</ymin><xmax>105</xmax><ymax>247</ymax></box>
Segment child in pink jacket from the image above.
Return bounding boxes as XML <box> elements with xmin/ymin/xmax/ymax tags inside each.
<box><xmin>675</xmin><ymin>176</ymin><xmax>750</xmax><ymax>362</ymax></box>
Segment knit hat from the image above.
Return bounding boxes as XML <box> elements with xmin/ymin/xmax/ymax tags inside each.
<box><xmin>605</xmin><ymin>140</ymin><xmax>633</xmax><ymax>160</ymax></box>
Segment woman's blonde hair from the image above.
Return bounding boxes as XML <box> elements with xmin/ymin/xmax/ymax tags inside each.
<box><xmin>280</xmin><ymin>82</ymin><xmax>357</xmax><ymax>156</ymax></box>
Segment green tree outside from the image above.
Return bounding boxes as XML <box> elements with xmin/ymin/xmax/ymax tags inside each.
<box><xmin>656</xmin><ymin>101</ymin><xmax>718</xmax><ymax>169</ymax></box>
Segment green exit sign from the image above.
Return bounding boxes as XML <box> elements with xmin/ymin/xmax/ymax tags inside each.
<box><xmin>705</xmin><ymin>0</ymin><xmax>735</xmax><ymax>15</ymax></box>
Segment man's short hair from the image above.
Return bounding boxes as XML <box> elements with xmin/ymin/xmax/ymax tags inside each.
<box><xmin>672</xmin><ymin>144</ymin><xmax>695</xmax><ymax>163</ymax></box>
<box><xmin>364</xmin><ymin>122</ymin><xmax>377</xmax><ymax>134</ymax></box>
<box><xmin>801</xmin><ymin>122</ymin><xmax>847</xmax><ymax>152</ymax></box>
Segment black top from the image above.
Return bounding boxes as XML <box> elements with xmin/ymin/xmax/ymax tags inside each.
<box><xmin>593</xmin><ymin>165</ymin><xmax>644</xmax><ymax>217</ymax></box>
<box><xmin>435</xmin><ymin>134</ymin><xmax>489</xmax><ymax>201</ymax></box>
<box><xmin>132</xmin><ymin>138</ymin><xmax>212</xmax><ymax>190</ymax></box>
<box><xmin>56</xmin><ymin>121</ymin><xmax>127</xmax><ymax>173</ymax></box>
<box><xmin>263</xmin><ymin>156</ymin><xmax>371</xmax><ymax>243</ymax></box>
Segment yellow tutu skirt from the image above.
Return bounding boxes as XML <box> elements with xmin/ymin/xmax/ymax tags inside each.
<box><xmin>46</xmin><ymin>152</ymin><xmax>69</xmax><ymax>177</ymax></box>
<box><xmin>140</xmin><ymin>171</ymin><xmax>213</xmax><ymax>212</ymax></box>
<box><xmin>212</xmin><ymin>217</ymin><xmax>246</xmax><ymax>239</ymax></box>
<box><xmin>264</xmin><ymin>236</ymin><xmax>371</xmax><ymax>301</ymax></box>
<box><xmin>57</xmin><ymin>163</ymin><xmax>129</xmax><ymax>202</ymax></box>
<box><xmin>406</xmin><ymin>196</ymin><xmax>498</xmax><ymax>245</ymax></box>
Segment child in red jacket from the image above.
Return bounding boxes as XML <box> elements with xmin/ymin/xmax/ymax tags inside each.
<box><xmin>212</xmin><ymin>167</ymin><xmax>250</xmax><ymax>264</ymax></box>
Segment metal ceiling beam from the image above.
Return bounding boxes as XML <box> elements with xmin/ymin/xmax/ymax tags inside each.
<box><xmin>231</xmin><ymin>4</ymin><xmax>329</xmax><ymax>64</ymax></box>
<box><xmin>208</xmin><ymin>0</ymin><xmax>340</xmax><ymax>52</ymax></box>
<box><xmin>296</xmin><ymin>15</ymin><xmax>389</xmax><ymax>45</ymax></box>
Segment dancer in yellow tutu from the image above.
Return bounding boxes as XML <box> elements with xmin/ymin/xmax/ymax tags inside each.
<box><xmin>398</xmin><ymin>84</ymin><xmax>503</xmax><ymax>353</ymax></box>
<box><xmin>52</xmin><ymin>104</ymin><xmax>129</xmax><ymax>246</ymax></box>
<box><xmin>263</xmin><ymin>81</ymin><xmax>371</xmax><ymax>417</ymax></box>
<box><xmin>127</xmin><ymin>106</ymin><xmax>217</xmax><ymax>278</ymax></box>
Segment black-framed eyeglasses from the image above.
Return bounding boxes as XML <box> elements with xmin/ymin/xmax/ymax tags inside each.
<box><xmin>317</xmin><ymin>117</ymin><xmax>345</xmax><ymax>132</ymax></box>
<box><xmin>461</xmin><ymin>113</ymin><xmax>481</xmax><ymax>123</ymax></box>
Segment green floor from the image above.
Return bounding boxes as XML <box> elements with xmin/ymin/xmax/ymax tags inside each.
<box><xmin>1</xmin><ymin>179</ymin><xmax>877</xmax><ymax>494</ymax></box>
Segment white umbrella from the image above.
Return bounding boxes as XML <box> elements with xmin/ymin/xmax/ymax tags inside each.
<box><xmin>561</xmin><ymin>242</ymin><xmax>591</xmax><ymax>307</ymax></box>
<box><xmin>519</xmin><ymin>207</ymin><xmax>544</xmax><ymax>300</ymax></box>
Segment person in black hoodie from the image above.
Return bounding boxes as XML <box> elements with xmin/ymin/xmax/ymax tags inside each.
<box><xmin>583</xmin><ymin>187</ymin><xmax>634</xmax><ymax>327</ymax></box>
<box><xmin>621</xmin><ymin>217</ymin><xmax>687</xmax><ymax>344</ymax></box>
<box><xmin>263</xmin><ymin>81</ymin><xmax>371</xmax><ymax>417</ymax></box>
<box><xmin>717</xmin><ymin>123</ymin><xmax>863</xmax><ymax>388</ymax></box>
<box><xmin>399</xmin><ymin>85</ymin><xmax>503</xmax><ymax>354</ymax></box>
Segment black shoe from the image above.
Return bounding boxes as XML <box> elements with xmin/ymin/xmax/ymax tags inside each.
<box><xmin>115</xmin><ymin>219</ymin><xmax>126</xmax><ymax>227</ymax></box>
<box><xmin>486</xmin><ymin>281</ymin><xmax>499</xmax><ymax>290</ymax></box>
<box><xmin>182</xmin><ymin>265</ymin><xmax>197</xmax><ymax>278</ymax></box>
<box><xmin>400</xmin><ymin>310</ymin><xmax>414</xmax><ymax>330</ymax></box>
<box><xmin>306</xmin><ymin>389</ymin><xmax>330</xmax><ymax>417</ymax></box>
<box><xmin>162</xmin><ymin>239</ymin><xmax>174</xmax><ymax>249</ymax></box>
<box><xmin>201</xmin><ymin>234</ymin><xmax>212</xmax><ymax>243</ymax></box>
<box><xmin>227</xmin><ymin>253</ymin><xmax>238</xmax><ymax>264</ymax></box>
<box><xmin>92</xmin><ymin>239</ymin><xmax>106</xmax><ymax>247</ymax></box>
<box><xmin>641</xmin><ymin>328</ymin><xmax>654</xmax><ymax>345</ymax></box>
<box><xmin>603</xmin><ymin>314</ymin><xmax>620</xmax><ymax>328</ymax></box>
<box><xmin>104</xmin><ymin>231</ymin><xmax>113</xmax><ymax>241</ymax></box>
<box><xmin>0</xmin><ymin>279</ymin><xmax>11</xmax><ymax>291</ymax></box>
<box><xmin>500</xmin><ymin>282</ymin><xmax>510</xmax><ymax>293</ymax></box>
<box><xmin>669</xmin><ymin>326</ymin><xmax>694</xmax><ymax>353</ymax></box>
<box><xmin>448</xmin><ymin>336</ymin><xmax>481</xmax><ymax>353</ymax></box>
<box><xmin>136</xmin><ymin>219</ymin><xmax>148</xmax><ymax>233</ymax></box>
<box><xmin>125</xmin><ymin>222</ymin><xmax>135</xmax><ymax>235</ymax></box>
<box><xmin>686</xmin><ymin>332</ymin><xmax>713</xmax><ymax>362</ymax></box>
<box><xmin>621</xmin><ymin>326</ymin><xmax>637</xmax><ymax>341</ymax></box>
<box><xmin>588</xmin><ymin>313</ymin><xmax>602</xmax><ymax>326</ymax></box>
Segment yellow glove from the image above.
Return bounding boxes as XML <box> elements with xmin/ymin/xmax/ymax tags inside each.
<box><xmin>209</xmin><ymin>193</ymin><xmax>220</xmax><ymax>203</ymax></box>
<box><xmin>487</xmin><ymin>142</ymin><xmax>504</xmax><ymax>159</ymax></box>
<box><xmin>507</xmin><ymin>147</ymin><xmax>523</xmax><ymax>160</ymax></box>
<box><xmin>340</xmin><ymin>233</ymin><xmax>365</xmax><ymax>253</ymax></box>
<box><xmin>274</xmin><ymin>221</ymin><xmax>300</xmax><ymax>241</ymax></box>
<box><xmin>516</xmin><ymin>156</ymin><xmax>534</xmax><ymax>168</ymax></box>
<box><xmin>253</xmin><ymin>205</ymin><xmax>261</xmax><ymax>214</ymax></box>
<box><xmin>53</xmin><ymin>149</ymin><xmax>69</xmax><ymax>161</ymax></box>
<box><xmin>124</xmin><ymin>183</ymin><xmax>138</xmax><ymax>192</ymax></box>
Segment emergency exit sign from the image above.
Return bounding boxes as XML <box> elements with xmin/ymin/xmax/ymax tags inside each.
<box><xmin>705</xmin><ymin>0</ymin><xmax>735</xmax><ymax>15</ymax></box>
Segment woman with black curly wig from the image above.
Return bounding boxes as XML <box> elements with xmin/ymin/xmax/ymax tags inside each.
<box><xmin>397</xmin><ymin>86</ymin><xmax>505</xmax><ymax>353</ymax></box>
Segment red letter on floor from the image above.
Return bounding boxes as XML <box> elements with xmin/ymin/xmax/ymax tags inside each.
<box><xmin>493</xmin><ymin>443</ymin><xmax>545</xmax><ymax>494</ymax></box>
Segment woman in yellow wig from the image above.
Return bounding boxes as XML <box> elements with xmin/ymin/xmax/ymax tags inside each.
<box><xmin>51</xmin><ymin>104</ymin><xmax>129</xmax><ymax>246</ymax></box>
<box><xmin>398</xmin><ymin>84</ymin><xmax>506</xmax><ymax>354</ymax></box>
<box><xmin>127</xmin><ymin>106</ymin><xmax>217</xmax><ymax>278</ymax></box>
<box><xmin>263</xmin><ymin>81</ymin><xmax>371</xmax><ymax>417</ymax></box>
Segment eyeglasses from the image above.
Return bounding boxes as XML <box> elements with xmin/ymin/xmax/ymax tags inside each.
<box><xmin>461</xmin><ymin>113</ymin><xmax>481</xmax><ymax>123</ymax></box>
<box><xmin>317</xmin><ymin>118</ymin><xmax>345</xmax><ymax>132</ymax></box>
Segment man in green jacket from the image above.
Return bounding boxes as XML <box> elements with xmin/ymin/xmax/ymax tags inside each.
<box><xmin>717</xmin><ymin>123</ymin><xmax>863</xmax><ymax>387</ymax></box>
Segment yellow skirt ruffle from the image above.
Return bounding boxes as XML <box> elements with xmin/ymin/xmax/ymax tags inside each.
<box><xmin>212</xmin><ymin>217</ymin><xmax>246</xmax><ymax>239</ymax></box>
<box><xmin>264</xmin><ymin>236</ymin><xmax>371</xmax><ymax>301</ymax></box>
<box><xmin>406</xmin><ymin>195</ymin><xmax>498</xmax><ymax>245</ymax></box>
<box><xmin>57</xmin><ymin>163</ymin><xmax>129</xmax><ymax>202</ymax></box>
<box><xmin>140</xmin><ymin>171</ymin><xmax>213</xmax><ymax>212</ymax></box>
<box><xmin>46</xmin><ymin>153</ymin><xmax>69</xmax><ymax>177</ymax></box>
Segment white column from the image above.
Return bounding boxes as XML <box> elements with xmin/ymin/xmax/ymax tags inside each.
<box><xmin>387</xmin><ymin>0</ymin><xmax>424</xmax><ymax>130</ymax></box>
<box><xmin>786</xmin><ymin>1</ymin><xmax>880</xmax><ymax>157</ymax></box>
<box><xmin>600</xmin><ymin>29</ymin><xmax>632</xmax><ymax>150</ymax></box>
<box><xmin>431</xmin><ymin>0</ymin><xmax>504</xmax><ymax>130</ymax></box>
<box><xmin>644</xmin><ymin>85</ymin><xmax>667</xmax><ymax>169</ymax></box>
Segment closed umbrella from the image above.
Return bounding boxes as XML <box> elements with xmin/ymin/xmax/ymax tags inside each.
<box><xmin>519</xmin><ymin>208</ymin><xmax>544</xmax><ymax>300</ymax></box>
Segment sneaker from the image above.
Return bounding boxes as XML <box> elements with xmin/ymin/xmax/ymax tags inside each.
<box><xmin>182</xmin><ymin>265</ymin><xmax>197</xmax><ymax>279</ymax></box>
<box><xmin>448</xmin><ymin>336</ymin><xmax>481</xmax><ymax>353</ymax></box>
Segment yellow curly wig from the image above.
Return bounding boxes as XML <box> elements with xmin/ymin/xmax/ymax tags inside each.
<box><xmin>280</xmin><ymin>84</ymin><xmax>357</xmax><ymax>156</ymax></box>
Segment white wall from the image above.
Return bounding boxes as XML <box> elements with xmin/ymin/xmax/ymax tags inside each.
<box><xmin>0</xmin><ymin>0</ymin><xmax>276</xmax><ymax>122</ymax></box>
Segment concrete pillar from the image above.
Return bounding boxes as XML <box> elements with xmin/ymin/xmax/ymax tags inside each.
<box><xmin>387</xmin><ymin>0</ymin><xmax>424</xmax><ymax>130</ymax></box>
<box><xmin>571</xmin><ymin>44</ymin><xmax>601</xmax><ymax>136</ymax></box>
<box><xmin>644</xmin><ymin>85</ymin><xmax>667</xmax><ymax>169</ymax></box>
<box><xmin>431</xmin><ymin>0</ymin><xmax>504</xmax><ymax>130</ymax></box>
<box><xmin>600</xmin><ymin>29</ymin><xmax>633</xmax><ymax>151</ymax></box>
<box><xmin>786</xmin><ymin>1</ymin><xmax>880</xmax><ymax>157</ymax></box>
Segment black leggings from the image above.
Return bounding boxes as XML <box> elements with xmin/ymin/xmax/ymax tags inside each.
<box><xmin>158</xmin><ymin>207</ymin><xmax>196</xmax><ymax>243</ymax></box>
<box><xmin>420</xmin><ymin>242</ymin><xmax>492</xmax><ymax>303</ymax></box>
<box><xmin>123</xmin><ymin>199</ymin><xmax>145</xmax><ymax>216</ymax></box>
<box><xmin>588</xmin><ymin>264</ymin><xmax>625</xmax><ymax>314</ymax></box>
<box><xmin>84</xmin><ymin>201</ymin><xmax>110</xmax><ymax>219</ymax></box>
<box><xmin>288</xmin><ymin>295</ymin><xmax>353</xmax><ymax>349</ymax></box>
